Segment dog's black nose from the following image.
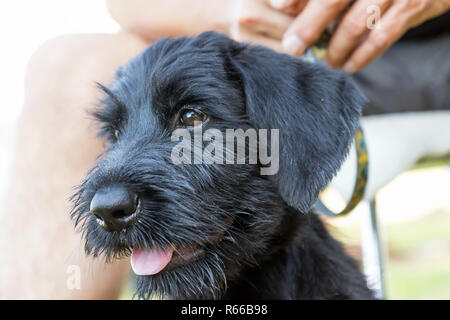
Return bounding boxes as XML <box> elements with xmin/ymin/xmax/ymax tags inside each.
<box><xmin>90</xmin><ymin>185</ymin><xmax>139</xmax><ymax>231</ymax></box>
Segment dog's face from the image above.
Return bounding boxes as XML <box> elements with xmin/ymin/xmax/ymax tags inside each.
<box><xmin>71</xmin><ymin>32</ymin><xmax>365</xmax><ymax>299</ymax></box>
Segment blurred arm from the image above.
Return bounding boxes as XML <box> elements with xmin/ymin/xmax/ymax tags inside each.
<box><xmin>106</xmin><ymin>0</ymin><xmax>236</xmax><ymax>40</ymax></box>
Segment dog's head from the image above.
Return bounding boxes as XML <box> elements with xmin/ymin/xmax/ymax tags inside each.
<box><xmin>71</xmin><ymin>31</ymin><xmax>365</xmax><ymax>299</ymax></box>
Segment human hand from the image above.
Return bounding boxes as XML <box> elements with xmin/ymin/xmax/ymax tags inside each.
<box><xmin>229</xmin><ymin>0</ymin><xmax>295</xmax><ymax>52</ymax></box>
<box><xmin>271</xmin><ymin>0</ymin><xmax>450</xmax><ymax>72</ymax></box>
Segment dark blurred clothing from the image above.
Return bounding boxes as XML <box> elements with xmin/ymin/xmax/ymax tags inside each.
<box><xmin>401</xmin><ymin>11</ymin><xmax>450</xmax><ymax>41</ymax></box>
<box><xmin>353</xmin><ymin>12</ymin><xmax>450</xmax><ymax>115</ymax></box>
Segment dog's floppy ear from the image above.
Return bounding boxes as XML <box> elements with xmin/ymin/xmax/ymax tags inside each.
<box><xmin>227</xmin><ymin>40</ymin><xmax>366</xmax><ymax>213</ymax></box>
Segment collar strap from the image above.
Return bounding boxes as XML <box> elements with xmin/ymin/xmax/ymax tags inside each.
<box><xmin>314</xmin><ymin>123</ymin><xmax>369</xmax><ymax>216</ymax></box>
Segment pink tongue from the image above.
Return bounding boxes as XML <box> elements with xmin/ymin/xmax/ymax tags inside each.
<box><xmin>131</xmin><ymin>246</ymin><xmax>173</xmax><ymax>275</ymax></box>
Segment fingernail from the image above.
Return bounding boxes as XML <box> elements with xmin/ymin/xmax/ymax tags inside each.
<box><xmin>269</xmin><ymin>0</ymin><xmax>291</xmax><ymax>9</ymax></box>
<box><xmin>282</xmin><ymin>34</ymin><xmax>306</xmax><ymax>55</ymax></box>
<box><xmin>342</xmin><ymin>60</ymin><xmax>356</xmax><ymax>73</ymax></box>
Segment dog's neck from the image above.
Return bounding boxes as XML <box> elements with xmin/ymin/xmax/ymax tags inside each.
<box><xmin>222</xmin><ymin>208</ymin><xmax>373</xmax><ymax>299</ymax></box>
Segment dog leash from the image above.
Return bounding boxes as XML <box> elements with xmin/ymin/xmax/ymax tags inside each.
<box><xmin>314</xmin><ymin>123</ymin><xmax>368</xmax><ymax>216</ymax></box>
<box><xmin>304</xmin><ymin>31</ymin><xmax>369</xmax><ymax>217</ymax></box>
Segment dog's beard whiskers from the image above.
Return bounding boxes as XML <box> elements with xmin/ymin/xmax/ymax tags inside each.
<box><xmin>134</xmin><ymin>248</ymin><xmax>227</xmax><ymax>300</ymax></box>
<box><xmin>70</xmin><ymin>191</ymin><xmax>89</xmax><ymax>228</ymax></box>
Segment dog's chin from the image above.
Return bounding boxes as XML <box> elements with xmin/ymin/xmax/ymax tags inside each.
<box><xmin>134</xmin><ymin>246</ymin><xmax>229</xmax><ymax>300</ymax></box>
<box><xmin>131</xmin><ymin>217</ymin><xmax>235</xmax><ymax>299</ymax></box>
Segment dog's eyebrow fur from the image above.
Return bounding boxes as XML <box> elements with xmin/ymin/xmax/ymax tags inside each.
<box><xmin>96</xmin><ymin>82</ymin><xmax>127</xmax><ymax>111</ymax></box>
<box><xmin>90</xmin><ymin>82</ymin><xmax>128</xmax><ymax>139</ymax></box>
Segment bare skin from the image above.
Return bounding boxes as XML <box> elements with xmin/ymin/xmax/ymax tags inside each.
<box><xmin>0</xmin><ymin>32</ymin><xmax>147</xmax><ymax>299</ymax></box>
<box><xmin>106</xmin><ymin>0</ymin><xmax>233</xmax><ymax>40</ymax></box>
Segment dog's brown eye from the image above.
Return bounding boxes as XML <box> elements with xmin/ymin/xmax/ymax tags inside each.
<box><xmin>114</xmin><ymin>129</ymin><xmax>120</xmax><ymax>140</ymax></box>
<box><xmin>179</xmin><ymin>109</ymin><xmax>207</xmax><ymax>127</ymax></box>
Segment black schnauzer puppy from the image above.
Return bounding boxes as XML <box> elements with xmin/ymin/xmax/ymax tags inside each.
<box><xmin>71</xmin><ymin>31</ymin><xmax>374</xmax><ymax>300</ymax></box>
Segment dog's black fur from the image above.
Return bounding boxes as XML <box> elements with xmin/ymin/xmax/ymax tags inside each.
<box><xmin>71</xmin><ymin>31</ymin><xmax>374</xmax><ymax>299</ymax></box>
